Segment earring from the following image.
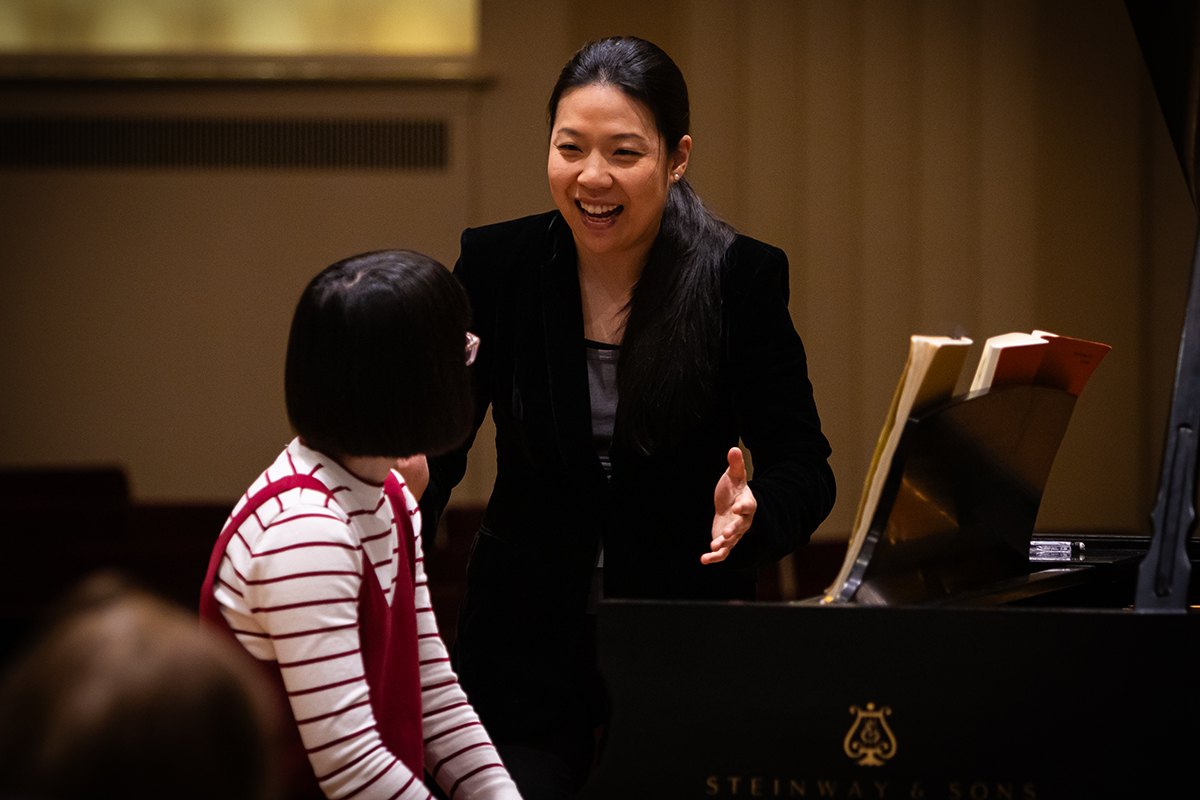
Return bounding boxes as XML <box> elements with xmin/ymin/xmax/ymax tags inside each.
<box><xmin>673</xmin><ymin>173</ymin><xmax>680</xmax><ymax>181</ymax></box>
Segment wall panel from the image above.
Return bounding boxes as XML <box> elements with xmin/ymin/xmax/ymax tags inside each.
<box><xmin>0</xmin><ymin>83</ymin><xmax>479</xmax><ymax>501</ymax></box>
<box><xmin>1</xmin><ymin>0</ymin><xmax>1193</xmax><ymax>549</ymax></box>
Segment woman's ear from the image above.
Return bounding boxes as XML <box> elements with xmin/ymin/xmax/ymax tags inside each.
<box><xmin>670</xmin><ymin>134</ymin><xmax>692</xmax><ymax>181</ymax></box>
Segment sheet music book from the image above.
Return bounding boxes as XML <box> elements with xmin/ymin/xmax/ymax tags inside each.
<box><xmin>825</xmin><ymin>335</ymin><xmax>972</xmax><ymax>601</ymax></box>
<box><xmin>824</xmin><ymin>330</ymin><xmax>1110</xmax><ymax>604</ymax></box>
<box><xmin>970</xmin><ymin>330</ymin><xmax>1110</xmax><ymax>395</ymax></box>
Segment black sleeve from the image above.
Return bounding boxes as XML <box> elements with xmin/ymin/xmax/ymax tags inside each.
<box><xmin>421</xmin><ymin>227</ymin><xmax>495</xmax><ymax>534</ymax></box>
<box><xmin>725</xmin><ymin>239</ymin><xmax>836</xmax><ymax>568</ymax></box>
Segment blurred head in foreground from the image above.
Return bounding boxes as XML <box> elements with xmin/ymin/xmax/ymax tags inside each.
<box><xmin>0</xmin><ymin>572</ymin><xmax>278</xmax><ymax>800</ymax></box>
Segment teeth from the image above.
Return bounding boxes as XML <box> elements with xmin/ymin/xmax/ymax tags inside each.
<box><xmin>580</xmin><ymin>202</ymin><xmax>618</xmax><ymax>215</ymax></box>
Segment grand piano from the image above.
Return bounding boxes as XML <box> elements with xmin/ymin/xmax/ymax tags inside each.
<box><xmin>577</xmin><ymin>5</ymin><xmax>1200</xmax><ymax>798</ymax></box>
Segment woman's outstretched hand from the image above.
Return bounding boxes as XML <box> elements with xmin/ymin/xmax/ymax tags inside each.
<box><xmin>704</xmin><ymin>447</ymin><xmax>757</xmax><ymax>564</ymax></box>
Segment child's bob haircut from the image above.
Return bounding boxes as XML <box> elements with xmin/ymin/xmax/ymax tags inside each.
<box><xmin>285</xmin><ymin>250</ymin><xmax>474</xmax><ymax>459</ymax></box>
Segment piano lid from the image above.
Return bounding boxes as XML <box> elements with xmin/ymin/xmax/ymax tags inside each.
<box><xmin>1127</xmin><ymin>0</ymin><xmax>1200</xmax><ymax>611</ymax></box>
<box><xmin>1127</xmin><ymin>0</ymin><xmax>1200</xmax><ymax>209</ymax></box>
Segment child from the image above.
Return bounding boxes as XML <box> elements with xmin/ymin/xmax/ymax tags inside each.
<box><xmin>200</xmin><ymin>250</ymin><xmax>520</xmax><ymax>800</ymax></box>
<box><xmin>0</xmin><ymin>572</ymin><xmax>277</xmax><ymax>800</ymax></box>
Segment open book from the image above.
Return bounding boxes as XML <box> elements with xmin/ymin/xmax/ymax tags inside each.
<box><xmin>824</xmin><ymin>329</ymin><xmax>1111</xmax><ymax>603</ymax></box>
<box><xmin>970</xmin><ymin>330</ymin><xmax>1110</xmax><ymax>395</ymax></box>
<box><xmin>823</xmin><ymin>335</ymin><xmax>972</xmax><ymax>601</ymax></box>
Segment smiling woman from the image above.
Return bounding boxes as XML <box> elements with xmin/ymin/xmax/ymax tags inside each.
<box><xmin>422</xmin><ymin>36</ymin><xmax>837</xmax><ymax>800</ymax></box>
<box><xmin>547</xmin><ymin>82</ymin><xmax>689</xmax><ymax>295</ymax></box>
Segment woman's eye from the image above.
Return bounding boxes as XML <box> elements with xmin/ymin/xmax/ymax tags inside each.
<box><xmin>614</xmin><ymin>149</ymin><xmax>640</xmax><ymax>157</ymax></box>
<box><xmin>556</xmin><ymin>143</ymin><xmax>581</xmax><ymax>153</ymax></box>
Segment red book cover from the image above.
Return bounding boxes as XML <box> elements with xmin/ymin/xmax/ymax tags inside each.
<box><xmin>1032</xmin><ymin>331</ymin><xmax>1111</xmax><ymax>396</ymax></box>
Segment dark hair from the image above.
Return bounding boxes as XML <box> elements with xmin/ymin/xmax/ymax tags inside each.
<box><xmin>285</xmin><ymin>249</ymin><xmax>474</xmax><ymax>459</ymax></box>
<box><xmin>549</xmin><ymin>37</ymin><xmax>736</xmax><ymax>453</ymax></box>
<box><xmin>0</xmin><ymin>572</ymin><xmax>278</xmax><ymax>800</ymax></box>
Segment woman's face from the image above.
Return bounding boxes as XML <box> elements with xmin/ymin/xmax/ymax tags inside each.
<box><xmin>548</xmin><ymin>83</ymin><xmax>690</xmax><ymax>270</ymax></box>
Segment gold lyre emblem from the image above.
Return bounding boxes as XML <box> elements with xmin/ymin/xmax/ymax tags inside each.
<box><xmin>844</xmin><ymin>703</ymin><xmax>897</xmax><ymax>766</ymax></box>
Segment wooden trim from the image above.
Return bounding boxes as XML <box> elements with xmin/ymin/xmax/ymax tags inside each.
<box><xmin>0</xmin><ymin>54</ymin><xmax>495</xmax><ymax>87</ymax></box>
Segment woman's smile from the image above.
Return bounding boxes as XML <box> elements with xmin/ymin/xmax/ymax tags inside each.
<box><xmin>577</xmin><ymin>200</ymin><xmax>622</xmax><ymax>227</ymax></box>
<box><xmin>578</xmin><ymin>201</ymin><xmax>620</xmax><ymax>216</ymax></box>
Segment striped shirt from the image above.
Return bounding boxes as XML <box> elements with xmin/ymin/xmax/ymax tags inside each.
<box><xmin>213</xmin><ymin>438</ymin><xmax>520</xmax><ymax>800</ymax></box>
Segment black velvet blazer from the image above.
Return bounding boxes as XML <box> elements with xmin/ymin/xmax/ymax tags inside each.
<box><xmin>424</xmin><ymin>211</ymin><xmax>835</xmax><ymax>604</ymax></box>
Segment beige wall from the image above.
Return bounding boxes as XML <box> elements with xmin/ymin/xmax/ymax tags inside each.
<box><xmin>1</xmin><ymin>0</ymin><xmax>1194</xmax><ymax>545</ymax></box>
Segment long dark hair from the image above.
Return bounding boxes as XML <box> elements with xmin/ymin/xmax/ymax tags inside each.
<box><xmin>285</xmin><ymin>250</ymin><xmax>475</xmax><ymax>459</ymax></box>
<box><xmin>549</xmin><ymin>36</ymin><xmax>735</xmax><ymax>454</ymax></box>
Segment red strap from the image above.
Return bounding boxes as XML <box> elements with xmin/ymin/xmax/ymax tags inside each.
<box><xmin>199</xmin><ymin>473</ymin><xmax>333</xmax><ymax>624</ymax></box>
<box><xmin>385</xmin><ymin>472</ymin><xmax>418</xmax><ymax>585</ymax></box>
<box><xmin>367</xmin><ymin>471</ymin><xmax>424</xmax><ymax>775</ymax></box>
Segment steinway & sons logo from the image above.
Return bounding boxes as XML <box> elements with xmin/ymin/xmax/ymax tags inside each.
<box><xmin>844</xmin><ymin>703</ymin><xmax>896</xmax><ymax>766</ymax></box>
<box><xmin>704</xmin><ymin>701</ymin><xmax>1037</xmax><ymax>799</ymax></box>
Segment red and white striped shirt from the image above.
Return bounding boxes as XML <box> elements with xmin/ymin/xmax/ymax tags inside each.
<box><xmin>213</xmin><ymin>439</ymin><xmax>520</xmax><ymax>800</ymax></box>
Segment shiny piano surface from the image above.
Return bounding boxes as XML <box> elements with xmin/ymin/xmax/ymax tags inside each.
<box><xmin>579</xmin><ymin>601</ymin><xmax>1196</xmax><ymax>799</ymax></box>
<box><xmin>576</xmin><ymin>4</ymin><xmax>1200</xmax><ymax>798</ymax></box>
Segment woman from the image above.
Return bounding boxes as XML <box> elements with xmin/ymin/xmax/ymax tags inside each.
<box><xmin>200</xmin><ymin>251</ymin><xmax>521</xmax><ymax>800</ymax></box>
<box><xmin>422</xmin><ymin>37</ymin><xmax>836</xmax><ymax>798</ymax></box>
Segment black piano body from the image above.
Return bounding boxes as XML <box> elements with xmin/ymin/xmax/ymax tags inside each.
<box><xmin>582</xmin><ymin>600</ymin><xmax>1197</xmax><ymax>799</ymax></box>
